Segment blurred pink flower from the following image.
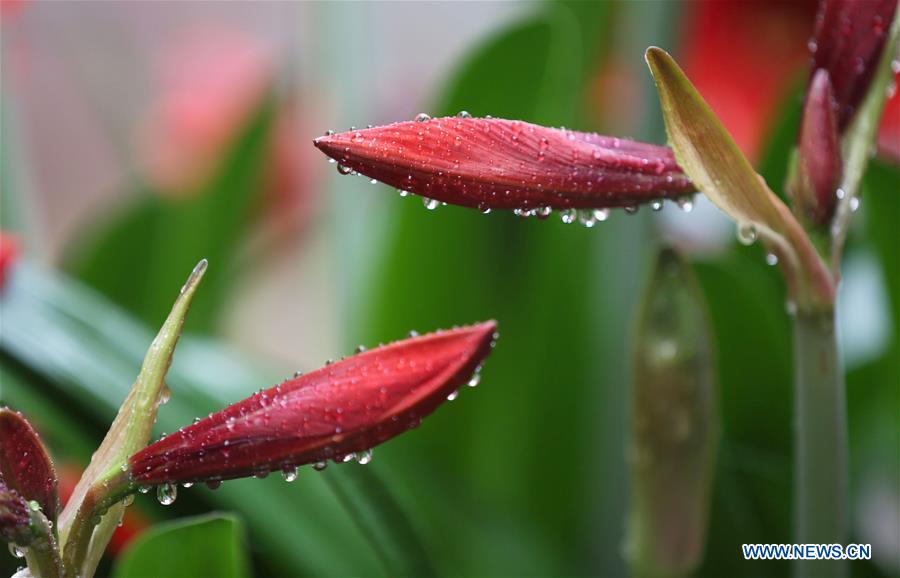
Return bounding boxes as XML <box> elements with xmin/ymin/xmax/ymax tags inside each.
<box><xmin>138</xmin><ymin>28</ymin><xmax>273</xmax><ymax>196</ymax></box>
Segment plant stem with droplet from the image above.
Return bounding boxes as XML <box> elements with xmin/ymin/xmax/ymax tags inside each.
<box><xmin>792</xmin><ymin>309</ymin><xmax>847</xmax><ymax>578</ymax></box>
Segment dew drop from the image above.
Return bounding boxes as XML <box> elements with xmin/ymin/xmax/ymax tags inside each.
<box><xmin>477</xmin><ymin>202</ymin><xmax>492</xmax><ymax>214</ymax></box>
<box><xmin>456</xmin><ymin>110</ymin><xmax>472</xmax><ymax>118</ymax></box>
<box><xmin>138</xmin><ymin>486</ymin><xmax>150</xmax><ymax>494</ymax></box>
<box><xmin>398</xmin><ymin>189</ymin><xmax>410</xmax><ymax>197</ymax></box>
<box><xmin>623</xmin><ymin>205</ymin><xmax>639</xmax><ymax>215</ymax></box>
<box><xmin>181</xmin><ymin>482</ymin><xmax>194</xmax><ymax>489</ymax></box>
<box><xmin>836</xmin><ymin>188</ymin><xmax>846</xmax><ymax>200</ymax></box>
<box><xmin>324</xmin><ymin>130</ymin><xmax>335</xmax><ymax>136</ymax></box>
<box><xmin>650</xmin><ymin>201</ymin><xmax>663</xmax><ymax>211</ymax></box>
<box><xmin>535</xmin><ymin>206</ymin><xmax>552</xmax><ymax>219</ymax></box>
<box><xmin>205</xmin><ymin>480</ymin><xmax>222</xmax><ymax>491</ymax></box>
<box><xmin>281</xmin><ymin>466</ymin><xmax>298</xmax><ymax>482</ymax></box>
<box><xmin>560</xmin><ymin>208</ymin><xmax>577</xmax><ymax>224</ymax></box>
<box><xmin>8</xmin><ymin>544</ymin><xmax>25</xmax><ymax>559</ymax></box>
<box><xmin>593</xmin><ymin>208</ymin><xmax>610</xmax><ymax>222</ymax></box>
<box><xmin>578</xmin><ymin>210</ymin><xmax>596</xmax><ymax>228</ymax></box>
<box><xmin>447</xmin><ymin>390</ymin><xmax>459</xmax><ymax>401</ymax></box>
<box><xmin>313</xmin><ymin>461</ymin><xmax>328</xmax><ymax>472</ymax></box>
<box><xmin>849</xmin><ymin>197</ymin><xmax>860</xmax><ymax>212</ymax></box>
<box><xmin>369</xmin><ymin>179</ymin><xmax>378</xmax><ymax>185</ymax></box>
<box><xmin>156</xmin><ymin>483</ymin><xmax>177</xmax><ymax>506</ymax></box>
<box><xmin>785</xmin><ymin>300</ymin><xmax>798</xmax><ymax>317</ymax></box>
<box><xmin>676</xmin><ymin>196</ymin><xmax>694</xmax><ymax>212</ymax></box>
<box><xmin>341</xmin><ymin>453</ymin><xmax>357</xmax><ymax>463</ymax></box>
<box><xmin>423</xmin><ymin>197</ymin><xmax>440</xmax><ymax>210</ymax></box>
<box><xmin>766</xmin><ymin>253</ymin><xmax>779</xmax><ymax>266</ymax></box>
<box><xmin>355</xmin><ymin>345</ymin><xmax>367</xmax><ymax>354</ymax></box>
<box><xmin>415</xmin><ymin>113</ymin><xmax>431</xmax><ymax>122</ymax></box>
<box><xmin>737</xmin><ymin>222</ymin><xmax>758</xmax><ymax>245</ymax></box>
<box><xmin>467</xmin><ymin>371</ymin><xmax>481</xmax><ymax>388</ymax></box>
<box><xmin>122</xmin><ymin>494</ymin><xmax>135</xmax><ymax>507</ymax></box>
<box><xmin>337</xmin><ymin>164</ymin><xmax>353</xmax><ymax>176</ymax></box>
<box><xmin>357</xmin><ymin>449</ymin><xmax>374</xmax><ymax>465</ymax></box>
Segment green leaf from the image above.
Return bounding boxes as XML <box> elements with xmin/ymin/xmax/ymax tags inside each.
<box><xmin>645</xmin><ymin>47</ymin><xmax>834</xmax><ymax>313</ymax></box>
<box><xmin>112</xmin><ymin>513</ymin><xmax>250</xmax><ymax>578</ymax></box>
<box><xmin>322</xmin><ymin>466</ymin><xmax>435</xmax><ymax>577</ymax></box>
<box><xmin>57</xmin><ymin>260</ymin><xmax>206</xmax><ymax>576</ymax></box>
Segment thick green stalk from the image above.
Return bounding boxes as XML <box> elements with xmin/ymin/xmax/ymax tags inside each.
<box><xmin>792</xmin><ymin>309</ymin><xmax>847</xmax><ymax>578</ymax></box>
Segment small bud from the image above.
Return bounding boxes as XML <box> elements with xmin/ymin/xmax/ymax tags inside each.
<box><xmin>810</xmin><ymin>0</ymin><xmax>898</xmax><ymax>131</ymax></box>
<box><xmin>0</xmin><ymin>483</ymin><xmax>33</xmax><ymax>547</ymax></box>
<box><xmin>627</xmin><ymin>248</ymin><xmax>718</xmax><ymax>577</ymax></box>
<box><xmin>0</xmin><ymin>409</ymin><xmax>59</xmax><ymax>524</ymax></box>
<box><xmin>791</xmin><ymin>69</ymin><xmax>842</xmax><ymax>227</ymax></box>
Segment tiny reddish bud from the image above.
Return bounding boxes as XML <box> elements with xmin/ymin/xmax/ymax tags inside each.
<box><xmin>0</xmin><ymin>409</ymin><xmax>59</xmax><ymax>524</ymax></box>
<box><xmin>0</xmin><ymin>233</ymin><xmax>19</xmax><ymax>291</ymax></box>
<box><xmin>130</xmin><ymin>321</ymin><xmax>498</xmax><ymax>484</ymax></box>
<box><xmin>313</xmin><ymin>117</ymin><xmax>693</xmax><ymax>211</ymax></box>
<box><xmin>794</xmin><ymin>69</ymin><xmax>842</xmax><ymax>226</ymax></box>
<box><xmin>0</xmin><ymin>482</ymin><xmax>33</xmax><ymax>546</ymax></box>
<box><xmin>810</xmin><ymin>0</ymin><xmax>898</xmax><ymax>131</ymax></box>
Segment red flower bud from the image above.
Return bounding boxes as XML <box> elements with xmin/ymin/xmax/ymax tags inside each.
<box><xmin>313</xmin><ymin>117</ymin><xmax>693</xmax><ymax>213</ymax></box>
<box><xmin>810</xmin><ymin>0</ymin><xmax>898</xmax><ymax>131</ymax></box>
<box><xmin>794</xmin><ymin>69</ymin><xmax>842</xmax><ymax>226</ymax></box>
<box><xmin>130</xmin><ymin>321</ymin><xmax>497</xmax><ymax>484</ymax></box>
<box><xmin>0</xmin><ymin>409</ymin><xmax>59</xmax><ymax>524</ymax></box>
<box><xmin>0</xmin><ymin>482</ymin><xmax>33</xmax><ymax>546</ymax></box>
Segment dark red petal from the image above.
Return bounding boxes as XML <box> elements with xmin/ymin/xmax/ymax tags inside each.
<box><xmin>130</xmin><ymin>321</ymin><xmax>497</xmax><ymax>484</ymax></box>
<box><xmin>0</xmin><ymin>482</ymin><xmax>32</xmax><ymax>546</ymax></box>
<box><xmin>796</xmin><ymin>69</ymin><xmax>842</xmax><ymax>225</ymax></box>
<box><xmin>0</xmin><ymin>409</ymin><xmax>59</xmax><ymax>523</ymax></box>
<box><xmin>313</xmin><ymin>117</ymin><xmax>693</xmax><ymax>211</ymax></box>
<box><xmin>811</xmin><ymin>0</ymin><xmax>898</xmax><ymax>131</ymax></box>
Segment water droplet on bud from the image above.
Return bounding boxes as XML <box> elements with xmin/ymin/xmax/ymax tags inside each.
<box><xmin>337</xmin><ymin>164</ymin><xmax>352</xmax><ymax>175</ymax></box>
<box><xmin>156</xmin><ymin>483</ymin><xmax>177</xmax><ymax>506</ymax></box>
<box><xmin>560</xmin><ymin>208</ymin><xmax>577</xmax><ymax>224</ymax></box>
<box><xmin>737</xmin><ymin>222</ymin><xmax>758</xmax><ymax>245</ymax></box>
<box><xmin>766</xmin><ymin>253</ymin><xmax>779</xmax><ymax>266</ymax></box>
<box><xmin>423</xmin><ymin>197</ymin><xmax>439</xmax><ymax>210</ymax></box>
<box><xmin>357</xmin><ymin>449</ymin><xmax>374</xmax><ymax>465</ymax></box>
<box><xmin>313</xmin><ymin>461</ymin><xmax>328</xmax><ymax>472</ymax></box>
<box><xmin>281</xmin><ymin>466</ymin><xmax>298</xmax><ymax>482</ymax></box>
<box><xmin>415</xmin><ymin>113</ymin><xmax>431</xmax><ymax>122</ymax></box>
<box><xmin>447</xmin><ymin>390</ymin><xmax>459</xmax><ymax>401</ymax></box>
<box><xmin>456</xmin><ymin>110</ymin><xmax>472</xmax><ymax>118</ymax></box>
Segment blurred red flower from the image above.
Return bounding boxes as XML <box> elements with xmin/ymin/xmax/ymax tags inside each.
<box><xmin>0</xmin><ymin>233</ymin><xmax>19</xmax><ymax>291</ymax></box>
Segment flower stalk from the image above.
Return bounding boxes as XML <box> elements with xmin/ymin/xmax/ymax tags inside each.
<box><xmin>792</xmin><ymin>309</ymin><xmax>847</xmax><ymax>578</ymax></box>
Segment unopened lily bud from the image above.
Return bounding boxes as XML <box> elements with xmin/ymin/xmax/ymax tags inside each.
<box><xmin>313</xmin><ymin>117</ymin><xmax>694</xmax><ymax>213</ymax></box>
<box><xmin>627</xmin><ymin>248</ymin><xmax>718</xmax><ymax>578</ymax></box>
<box><xmin>792</xmin><ymin>69</ymin><xmax>842</xmax><ymax>227</ymax></box>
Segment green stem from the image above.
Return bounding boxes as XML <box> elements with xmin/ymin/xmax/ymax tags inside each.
<box><xmin>792</xmin><ymin>309</ymin><xmax>847</xmax><ymax>578</ymax></box>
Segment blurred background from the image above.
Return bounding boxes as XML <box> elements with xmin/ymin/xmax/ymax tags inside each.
<box><xmin>1</xmin><ymin>1</ymin><xmax>897</xmax><ymax>577</ymax></box>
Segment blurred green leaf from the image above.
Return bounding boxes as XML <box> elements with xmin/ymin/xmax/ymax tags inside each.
<box><xmin>65</xmin><ymin>97</ymin><xmax>276</xmax><ymax>335</ymax></box>
<box><xmin>351</xmin><ymin>9</ymin><xmax>619</xmax><ymax>577</ymax></box>
<box><xmin>322</xmin><ymin>466</ymin><xmax>435</xmax><ymax>577</ymax></box>
<box><xmin>112</xmin><ymin>513</ymin><xmax>250</xmax><ymax>578</ymax></box>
